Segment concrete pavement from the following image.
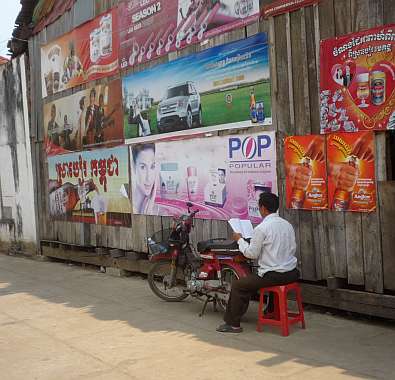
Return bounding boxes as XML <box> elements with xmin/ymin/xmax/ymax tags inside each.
<box><xmin>0</xmin><ymin>253</ymin><xmax>394</xmax><ymax>380</ymax></box>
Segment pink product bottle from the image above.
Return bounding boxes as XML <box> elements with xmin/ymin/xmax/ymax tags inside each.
<box><xmin>187</xmin><ymin>166</ymin><xmax>198</xmax><ymax>201</ymax></box>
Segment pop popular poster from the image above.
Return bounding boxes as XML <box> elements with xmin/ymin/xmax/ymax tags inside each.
<box><xmin>320</xmin><ymin>24</ymin><xmax>395</xmax><ymax>133</ymax></box>
<box><xmin>284</xmin><ymin>135</ymin><xmax>327</xmax><ymax>210</ymax></box>
<box><xmin>41</xmin><ymin>9</ymin><xmax>119</xmax><ymax>98</ymax></box>
<box><xmin>130</xmin><ymin>132</ymin><xmax>277</xmax><ymax>222</ymax></box>
<box><xmin>327</xmin><ymin>131</ymin><xmax>376</xmax><ymax>212</ymax></box>
<box><xmin>47</xmin><ymin>146</ymin><xmax>131</xmax><ymax>226</ymax></box>
<box><xmin>43</xmin><ymin>79</ymin><xmax>124</xmax><ymax>156</ymax></box>
<box><xmin>122</xmin><ymin>33</ymin><xmax>270</xmax><ymax>141</ymax></box>
<box><xmin>118</xmin><ymin>0</ymin><xmax>260</xmax><ymax>69</ymax></box>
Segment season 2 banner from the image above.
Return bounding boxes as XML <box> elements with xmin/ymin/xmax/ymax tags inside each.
<box><xmin>327</xmin><ymin>131</ymin><xmax>376</xmax><ymax>212</ymax></box>
<box><xmin>41</xmin><ymin>8</ymin><xmax>119</xmax><ymax>98</ymax></box>
<box><xmin>43</xmin><ymin>79</ymin><xmax>124</xmax><ymax>156</ymax></box>
<box><xmin>320</xmin><ymin>24</ymin><xmax>395</xmax><ymax>133</ymax></box>
<box><xmin>48</xmin><ymin>146</ymin><xmax>131</xmax><ymax>226</ymax></box>
<box><xmin>284</xmin><ymin>135</ymin><xmax>327</xmax><ymax>210</ymax></box>
<box><xmin>122</xmin><ymin>33</ymin><xmax>270</xmax><ymax>142</ymax></box>
<box><xmin>119</xmin><ymin>0</ymin><xmax>260</xmax><ymax>69</ymax></box>
<box><xmin>130</xmin><ymin>132</ymin><xmax>277</xmax><ymax>223</ymax></box>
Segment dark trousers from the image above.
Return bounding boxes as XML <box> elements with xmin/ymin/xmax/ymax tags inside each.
<box><xmin>224</xmin><ymin>268</ymin><xmax>300</xmax><ymax>327</ymax></box>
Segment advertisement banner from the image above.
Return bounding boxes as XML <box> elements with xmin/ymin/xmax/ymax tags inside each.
<box><xmin>130</xmin><ymin>132</ymin><xmax>277</xmax><ymax>223</ymax></box>
<box><xmin>48</xmin><ymin>146</ymin><xmax>131</xmax><ymax>226</ymax></box>
<box><xmin>123</xmin><ymin>33</ymin><xmax>271</xmax><ymax>142</ymax></box>
<box><xmin>44</xmin><ymin>79</ymin><xmax>124</xmax><ymax>156</ymax></box>
<box><xmin>284</xmin><ymin>135</ymin><xmax>327</xmax><ymax>210</ymax></box>
<box><xmin>41</xmin><ymin>8</ymin><xmax>119</xmax><ymax>98</ymax></box>
<box><xmin>320</xmin><ymin>25</ymin><xmax>395</xmax><ymax>133</ymax></box>
<box><xmin>119</xmin><ymin>0</ymin><xmax>260</xmax><ymax>69</ymax></box>
<box><xmin>262</xmin><ymin>0</ymin><xmax>319</xmax><ymax>19</ymax></box>
<box><xmin>327</xmin><ymin>131</ymin><xmax>376</xmax><ymax>212</ymax></box>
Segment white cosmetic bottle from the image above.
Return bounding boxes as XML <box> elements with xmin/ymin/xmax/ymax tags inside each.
<box><xmin>187</xmin><ymin>166</ymin><xmax>198</xmax><ymax>201</ymax></box>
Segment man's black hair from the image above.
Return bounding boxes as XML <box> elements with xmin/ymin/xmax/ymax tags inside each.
<box><xmin>258</xmin><ymin>192</ymin><xmax>279</xmax><ymax>213</ymax></box>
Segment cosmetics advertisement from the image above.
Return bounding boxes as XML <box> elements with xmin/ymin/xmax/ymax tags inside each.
<box><xmin>122</xmin><ymin>33</ymin><xmax>271</xmax><ymax>142</ymax></box>
<box><xmin>47</xmin><ymin>146</ymin><xmax>131</xmax><ymax>226</ymax></box>
<box><xmin>43</xmin><ymin>79</ymin><xmax>124</xmax><ymax>156</ymax></box>
<box><xmin>327</xmin><ymin>131</ymin><xmax>376</xmax><ymax>212</ymax></box>
<box><xmin>41</xmin><ymin>8</ymin><xmax>119</xmax><ymax>98</ymax></box>
<box><xmin>320</xmin><ymin>24</ymin><xmax>395</xmax><ymax>133</ymax></box>
<box><xmin>130</xmin><ymin>132</ymin><xmax>277</xmax><ymax>222</ymax></box>
<box><xmin>284</xmin><ymin>135</ymin><xmax>328</xmax><ymax>210</ymax></box>
<box><xmin>118</xmin><ymin>0</ymin><xmax>260</xmax><ymax>69</ymax></box>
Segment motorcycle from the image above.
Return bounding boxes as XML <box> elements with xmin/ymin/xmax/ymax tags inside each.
<box><xmin>147</xmin><ymin>202</ymin><xmax>254</xmax><ymax>316</ymax></box>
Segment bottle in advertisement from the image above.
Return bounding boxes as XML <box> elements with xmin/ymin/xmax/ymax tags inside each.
<box><xmin>290</xmin><ymin>157</ymin><xmax>311</xmax><ymax>209</ymax></box>
<box><xmin>250</xmin><ymin>88</ymin><xmax>257</xmax><ymax>123</ymax></box>
<box><xmin>332</xmin><ymin>155</ymin><xmax>357</xmax><ymax>211</ymax></box>
<box><xmin>186</xmin><ymin>166</ymin><xmax>199</xmax><ymax>201</ymax></box>
<box><xmin>256</xmin><ymin>101</ymin><xmax>265</xmax><ymax>123</ymax></box>
<box><xmin>370</xmin><ymin>70</ymin><xmax>386</xmax><ymax>106</ymax></box>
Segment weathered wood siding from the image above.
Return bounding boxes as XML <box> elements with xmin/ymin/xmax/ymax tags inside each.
<box><xmin>28</xmin><ymin>0</ymin><xmax>395</xmax><ymax>294</ymax></box>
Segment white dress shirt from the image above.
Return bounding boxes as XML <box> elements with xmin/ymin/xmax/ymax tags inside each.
<box><xmin>237</xmin><ymin>213</ymin><xmax>297</xmax><ymax>277</ymax></box>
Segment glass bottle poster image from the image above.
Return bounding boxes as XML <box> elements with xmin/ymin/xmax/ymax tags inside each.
<box><xmin>320</xmin><ymin>24</ymin><xmax>395</xmax><ymax>133</ymax></box>
<box><xmin>47</xmin><ymin>146</ymin><xmax>131</xmax><ymax>226</ymax></box>
<box><xmin>130</xmin><ymin>132</ymin><xmax>277</xmax><ymax>223</ymax></box>
<box><xmin>122</xmin><ymin>33</ymin><xmax>270</xmax><ymax>141</ymax></box>
<box><xmin>284</xmin><ymin>135</ymin><xmax>328</xmax><ymax>210</ymax></box>
<box><xmin>327</xmin><ymin>131</ymin><xmax>376</xmax><ymax>212</ymax></box>
<box><xmin>118</xmin><ymin>0</ymin><xmax>260</xmax><ymax>69</ymax></box>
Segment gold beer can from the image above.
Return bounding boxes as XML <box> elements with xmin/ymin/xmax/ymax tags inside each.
<box><xmin>370</xmin><ymin>70</ymin><xmax>386</xmax><ymax>105</ymax></box>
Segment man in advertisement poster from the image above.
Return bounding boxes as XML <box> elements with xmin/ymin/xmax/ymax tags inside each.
<box><xmin>85</xmin><ymin>88</ymin><xmax>100</xmax><ymax>145</ymax></box>
<box><xmin>47</xmin><ymin>104</ymin><xmax>60</xmax><ymax>146</ymax></box>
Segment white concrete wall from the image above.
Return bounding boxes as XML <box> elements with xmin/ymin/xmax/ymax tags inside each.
<box><xmin>0</xmin><ymin>56</ymin><xmax>37</xmax><ymax>251</ymax></box>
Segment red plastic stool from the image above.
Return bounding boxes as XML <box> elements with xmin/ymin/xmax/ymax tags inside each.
<box><xmin>257</xmin><ymin>282</ymin><xmax>305</xmax><ymax>336</ymax></box>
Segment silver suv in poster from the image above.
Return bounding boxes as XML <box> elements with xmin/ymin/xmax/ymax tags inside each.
<box><xmin>157</xmin><ymin>81</ymin><xmax>202</xmax><ymax>132</ymax></box>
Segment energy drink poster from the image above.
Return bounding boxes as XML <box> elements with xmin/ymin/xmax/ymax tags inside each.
<box><xmin>284</xmin><ymin>135</ymin><xmax>328</xmax><ymax>210</ymax></box>
<box><xmin>320</xmin><ymin>24</ymin><xmax>395</xmax><ymax>133</ymax></box>
<box><xmin>122</xmin><ymin>33</ymin><xmax>271</xmax><ymax>142</ymax></box>
<box><xmin>118</xmin><ymin>0</ymin><xmax>260</xmax><ymax>69</ymax></box>
<box><xmin>43</xmin><ymin>79</ymin><xmax>124</xmax><ymax>156</ymax></box>
<box><xmin>47</xmin><ymin>146</ymin><xmax>131</xmax><ymax>226</ymax></box>
<box><xmin>41</xmin><ymin>8</ymin><xmax>119</xmax><ymax>98</ymax></box>
<box><xmin>327</xmin><ymin>131</ymin><xmax>376</xmax><ymax>212</ymax></box>
<box><xmin>130</xmin><ymin>131</ymin><xmax>277</xmax><ymax>222</ymax></box>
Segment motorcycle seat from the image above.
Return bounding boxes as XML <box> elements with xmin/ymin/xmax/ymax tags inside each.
<box><xmin>197</xmin><ymin>238</ymin><xmax>239</xmax><ymax>253</ymax></box>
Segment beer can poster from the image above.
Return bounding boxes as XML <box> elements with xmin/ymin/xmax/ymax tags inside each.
<box><xmin>47</xmin><ymin>146</ymin><xmax>131</xmax><ymax>226</ymax></box>
<box><xmin>40</xmin><ymin>8</ymin><xmax>119</xmax><ymax>98</ymax></box>
<box><xmin>130</xmin><ymin>131</ymin><xmax>277</xmax><ymax>223</ymax></box>
<box><xmin>118</xmin><ymin>0</ymin><xmax>260</xmax><ymax>69</ymax></box>
<box><xmin>320</xmin><ymin>24</ymin><xmax>395</xmax><ymax>133</ymax></box>
<box><xmin>284</xmin><ymin>135</ymin><xmax>328</xmax><ymax>210</ymax></box>
<box><xmin>122</xmin><ymin>33</ymin><xmax>270</xmax><ymax>142</ymax></box>
<box><xmin>43</xmin><ymin>79</ymin><xmax>124</xmax><ymax>156</ymax></box>
<box><xmin>327</xmin><ymin>131</ymin><xmax>376</xmax><ymax>212</ymax></box>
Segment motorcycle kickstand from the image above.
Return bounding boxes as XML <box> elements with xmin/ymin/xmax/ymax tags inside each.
<box><xmin>199</xmin><ymin>296</ymin><xmax>212</xmax><ymax>317</ymax></box>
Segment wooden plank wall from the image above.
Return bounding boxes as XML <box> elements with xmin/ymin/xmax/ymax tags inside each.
<box><xmin>28</xmin><ymin>0</ymin><xmax>395</xmax><ymax>295</ymax></box>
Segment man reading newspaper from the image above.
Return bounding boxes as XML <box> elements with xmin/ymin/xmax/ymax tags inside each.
<box><xmin>217</xmin><ymin>192</ymin><xmax>299</xmax><ymax>333</ymax></box>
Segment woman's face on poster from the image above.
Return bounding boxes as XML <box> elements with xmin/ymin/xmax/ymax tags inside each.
<box><xmin>135</xmin><ymin>148</ymin><xmax>156</xmax><ymax>197</ymax></box>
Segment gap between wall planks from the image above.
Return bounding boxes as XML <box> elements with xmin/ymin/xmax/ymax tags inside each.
<box><xmin>28</xmin><ymin>0</ymin><xmax>395</xmax><ymax>293</ymax></box>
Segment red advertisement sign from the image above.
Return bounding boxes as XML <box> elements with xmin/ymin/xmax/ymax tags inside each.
<box><xmin>41</xmin><ymin>9</ymin><xmax>119</xmax><ymax>98</ymax></box>
<box><xmin>320</xmin><ymin>25</ymin><xmax>395</xmax><ymax>133</ymax></box>
<box><xmin>327</xmin><ymin>131</ymin><xmax>376</xmax><ymax>212</ymax></box>
<box><xmin>118</xmin><ymin>0</ymin><xmax>260</xmax><ymax>69</ymax></box>
<box><xmin>284</xmin><ymin>135</ymin><xmax>327</xmax><ymax>210</ymax></box>
<box><xmin>262</xmin><ymin>0</ymin><xmax>319</xmax><ymax>18</ymax></box>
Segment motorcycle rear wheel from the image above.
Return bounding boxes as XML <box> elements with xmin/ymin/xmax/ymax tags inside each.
<box><xmin>148</xmin><ymin>260</ymin><xmax>189</xmax><ymax>302</ymax></box>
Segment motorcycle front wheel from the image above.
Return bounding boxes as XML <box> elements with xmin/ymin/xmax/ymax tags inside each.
<box><xmin>148</xmin><ymin>260</ymin><xmax>189</xmax><ymax>302</ymax></box>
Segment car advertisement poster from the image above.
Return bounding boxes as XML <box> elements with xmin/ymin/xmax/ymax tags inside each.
<box><xmin>130</xmin><ymin>132</ymin><xmax>277</xmax><ymax>223</ymax></box>
<box><xmin>41</xmin><ymin>8</ymin><xmax>119</xmax><ymax>98</ymax></box>
<box><xmin>43</xmin><ymin>79</ymin><xmax>124</xmax><ymax>156</ymax></box>
<box><xmin>122</xmin><ymin>33</ymin><xmax>271</xmax><ymax>142</ymax></box>
<box><xmin>118</xmin><ymin>0</ymin><xmax>260</xmax><ymax>69</ymax></box>
<box><xmin>284</xmin><ymin>135</ymin><xmax>328</xmax><ymax>210</ymax></box>
<box><xmin>47</xmin><ymin>146</ymin><xmax>131</xmax><ymax>226</ymax></box>
<box><xmin>327</xmin><ymin>131</ymin><xmax>376</xmax><ymax>212</ymax></box>
<box><xmin>320</xmin><ymin>24</ymin><xmax>395</xmax><ymax>133</ymax></box>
